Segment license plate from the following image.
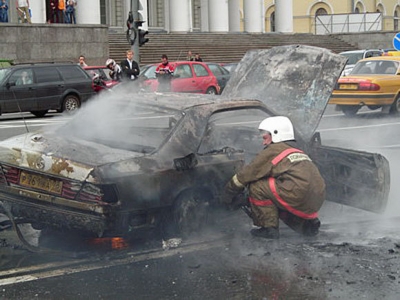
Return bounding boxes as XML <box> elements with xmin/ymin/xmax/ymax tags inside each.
<box><xmin>20</xmin><ymin>171</ymin><xmax>63</xmax><ymax>194</ymax></box>
<box><xmin>339</xmin><ymin>84</ymin><xmax>358</xmax><ymax>90</ymax></box>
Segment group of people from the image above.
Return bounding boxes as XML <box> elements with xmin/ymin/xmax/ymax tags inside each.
<box><xmin>0</xmin><ymin>0</ymin><xmax>77</xmax><ymax>24</ymax></box>
<box><xmin>49</xmin><ymin>0</ymin><xmax>76</xmax><ymax>24</ymax></box>
<box><xmin>105</xmin><ymin>50</ymin><xmax>140</xmax><ymax>82</ymax></box>
<box><xmin>0</xmin><ymin>0</ymin><xmax>30</xmax><ymax>23</ymax></box>
<box><xmin>186</xmin><ymin>50</ymin><xmax>203</xmax><ymax>62</ymax></box>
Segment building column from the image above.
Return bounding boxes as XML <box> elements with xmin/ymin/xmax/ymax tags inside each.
<box><xmin>76</xmin><ymin>0</ymin><xmax>101</xmax><ymax>24</ymax></box>
<box><xmin>169</xmin><ymin>0</ymin><xmax>190</xmax><ymax>32</ymax></box>
<box><xmin>243</xmin><ymin>0</ymin><xmax>264</xmax><ymax>33</ymax></box>
<box><xmin>30</xmin><ymin>0</ymin><xmax>46</xmax><ymax>23</ymax></box>
<box><xmin>200</xmin><ymin>0</ymin><xmax>209</xmax><ymax>32</ymax></box>
<box><xmin>208</xmin><ymin>0</ymin><xmax>229</xmax><ymax>32</ymax></box>
<box><xmin>275</xmin><ymin>0</ymin><xmax>293</xmax><ymax>32</ymax></box>
<box><xmin>228</xmin><ymin>0</ymin><xmax>240</xmax><ymax>32</ymax></box>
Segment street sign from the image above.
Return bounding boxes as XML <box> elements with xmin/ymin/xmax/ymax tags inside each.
<box><xmin>393</xmin><ymin>32</ymin><xmax>400</xmax><ymax>51</ymax></box>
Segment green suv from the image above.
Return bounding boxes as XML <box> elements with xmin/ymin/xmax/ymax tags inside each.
<box><xmin>0</xmin><ymin>62</ymin><xmax>95</xmax><ymax>117</ymax></box>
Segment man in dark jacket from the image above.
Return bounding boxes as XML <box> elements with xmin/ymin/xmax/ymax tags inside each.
<box><xmin>120</xmin><ymin>50</ymin><xmax>140</xmax><ymax>81</ymax></box>
<box><xmin>223</xmin><ymin>116</ymin><xmax>326</xmax><ymax>239</ymax></box>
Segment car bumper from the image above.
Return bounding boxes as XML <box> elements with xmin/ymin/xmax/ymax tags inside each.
<box><xmin>329</xmin><ymin>93</ymin><xmax>396</xmax><ymax>106</ymax></box>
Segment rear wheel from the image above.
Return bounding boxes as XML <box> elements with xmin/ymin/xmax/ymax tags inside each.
<box><xmin>205</xmin><ymin>87</ymin><xmax>217</xmax><ymax>95</ymax></box>
<box><xmin>341</xmin><ymin>105</ymin><xmax>360</xmax><ymax>116</ymax></box>
<box><xmin>63</xmin><ymin>95</ymin><xmax>81</xmax><ymax>113</ymax></box>
<box><xmin>389</xmin><ymin>96</ymin><xmax>400</xmax><ymax>114</ymax></box>
<box><xmin>30</xmin><ymin>110</ymin><xmax>48</xmax><ymax>118</ymax></box>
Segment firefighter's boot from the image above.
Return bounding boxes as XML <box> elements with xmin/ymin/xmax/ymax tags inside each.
<box><xmin>250</xmin><ymin>227</ymin><xmax>279</xmax><ymax>239</ymax></box>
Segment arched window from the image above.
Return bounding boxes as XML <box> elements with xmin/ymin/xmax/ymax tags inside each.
<box><xmin>315</xmin><ymin>8</ymin><xmax>328</xmax><ymax>16</ymax></box>
<box><xmin>395</xmin><ymin>7</ymin><xmax>400</xmax><ymax>31</ymax></box>
<box><xmin>355</xmin><ymin>7</ymin><xmax>360</xmax><ymax>13</ymax></box>
<box><xmin>270</xmin><ymin>11</ymin><xmax>275</xmax><ymax>32</ymax></box>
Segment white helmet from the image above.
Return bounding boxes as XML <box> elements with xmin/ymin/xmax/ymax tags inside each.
<box><xmin>258</xmin><ymin>116</ymin><xmax>294</xmax><ymax>143</ymax></box>
<box><xmin>106</xmin><ymin>58</ymin><xmax>115</xmax><ymax>67</ymax></box>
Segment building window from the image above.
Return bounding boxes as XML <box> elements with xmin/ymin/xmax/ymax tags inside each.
<box><xmin>315</xmin><ymin>8</ymin><xmax>327</xmax><ymax>16</ymax></box>
<box><xmin>270</xmin><ymin>11</ymin><xmax>275</xmax><ymax>32</ymax></box>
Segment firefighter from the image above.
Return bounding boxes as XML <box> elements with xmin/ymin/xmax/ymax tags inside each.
<box><xmin>223</xmin><ymin>116</ymin><xmax>326</xmax><ymax>239</ymax></box>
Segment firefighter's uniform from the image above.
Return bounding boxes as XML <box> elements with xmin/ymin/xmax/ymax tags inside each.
<box><xmin>224</xmin><ymin>116</ymin><xmax>326</xmax><ymax>237</ymax></box>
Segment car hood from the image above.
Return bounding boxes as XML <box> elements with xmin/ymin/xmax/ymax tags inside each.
<box><xmin>0</xmin><ymin>132</ymin><xmax>143</xmax><ymax>181</ymax></box>
<box><xmin>222</xmin><ymin>45</ymin><xmax>347</xmax><ymax>142</ymax></box>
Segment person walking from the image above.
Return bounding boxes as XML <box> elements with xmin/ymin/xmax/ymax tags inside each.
<box><xmin>16</xmin><ymin>0</ymin><xmax>31</xmax><ymax>23</ymax></box>
<box><xmin>0</xmin><ymin>0</ymin><xmax>8</xmax><ymax>23</ymax></box>
<box><xmin>120</xmin><ymin>50</ymin><xmax>140</xmax><ymax>81</ymax></box>
<box><xmin>223</xmin><ymin>116</ymin><xmax>325</xmax><ymax>239</ymax></box>
<box><xmin>155</xmin><ymin>54</ymin><xmax>175</xmax><ymax>92</ymax></box>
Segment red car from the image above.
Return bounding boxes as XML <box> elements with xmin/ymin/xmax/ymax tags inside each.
<box><xmin>83</xmin><ymin>66</ymin><xmax>120</xmax><ymax>92</ymax></box>
<box><xmin>139</xmin><ymin>61</ymin><xmax>220</xmax><ymax>94</ymax></box>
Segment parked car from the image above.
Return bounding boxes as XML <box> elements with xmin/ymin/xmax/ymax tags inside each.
<box><xmin>205</xmin><ymin>62</ymin><xmax>231</xmax><ymax>93</ymax></box>
<box><xmin>329</xmin><ymin>56</ymin><xmax>400</xmax><ymax>116</ymax></box>
<box><xmin>339</xmin><ymin>49</ymin><xmax>383</xmax><ymax>76</ymax></box>
<box><xmin>0</xmin><ymin>46</ymin><xmax>389</xmax><ymax>241</ymax></box>
<box><xmin>83</xmin><ymin>66</ymin><xmax>120</xmax><ymax>92</ymax></box>
<box><xmin>0</xmin><ymin>62</ymin><xmax>95</xmax><ymax>117</ymax></box>
<box><xmin>139</xmin><ymin>61</ymin><xmax>220</xmax><ymax>94</ymax></box>
<box><xmin>221</xmin><ymin>62</ymin><xmax>238</xmax><ymax>74</ymax></box>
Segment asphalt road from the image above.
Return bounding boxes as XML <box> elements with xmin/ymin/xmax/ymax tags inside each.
<box><xmin>0</xmin><ymin>105</ymin><xmax>400</xmax><ymax>299</ymax></box>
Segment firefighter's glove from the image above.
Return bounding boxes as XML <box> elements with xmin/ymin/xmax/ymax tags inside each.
<box><xmin>221</xmin><ymin>175</ymin><xmax>245</xmax><ymax>205</ymax></box>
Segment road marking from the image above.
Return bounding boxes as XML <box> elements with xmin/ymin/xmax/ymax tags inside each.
<box><xmin>0</xmin><ymin>237</ymin><xmax>227</xmax><ymax>287</ymax></box>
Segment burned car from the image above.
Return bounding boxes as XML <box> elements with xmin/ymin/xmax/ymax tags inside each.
<box><xmin>0</xmin><ymin>45</ymin><xmax>390</xmax><ymax>239</ymax></box>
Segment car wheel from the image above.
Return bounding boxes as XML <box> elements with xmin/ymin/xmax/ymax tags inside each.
<box><xmin>172</xmin><ymin>190</ymin><xmax>210</xmax><ymax>238</ymax></box>
<box><xmin>205</xmin><ymin>87</ymin><xmax>217</xmax><ymax>95</ymax></box>
<box><xmin>30</xmin><ymin>110</ymin><xmax>48</xmax><ymax>118</ymax></box>
<box><xmin>341</xmin><ymin>105</ymin><xmax>360</xmax><ymax>116</ymax></box>
<box><xmin>63</xmin><ymin>95</ymin><xmax>81</xmax><ymax>112</ymax></box>
<box><xmin>390</xmin><ymin>96</ymin><xmax>400</xmax><ymax>113</ymax></box>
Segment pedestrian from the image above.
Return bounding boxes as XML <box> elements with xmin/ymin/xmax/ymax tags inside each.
<box><xmin>222</xmin><ymin>116</ymin><xmax>325</xmax><ymax>239</ymax></box>
<box><xmin>16</xmin><ymin>0</ymin><xmax>31</xmax><ymax>23</ymax></box>
<box><xmin>106</xmin><ymin>58</ymin><xmax>122</xmax><ymax>82</ymax></box>
<box><xmin>65</xmin><ymin>0</ymin><xmax>76</xmax><ymax>24</ymax></box>
<box><xmin>155</xmin><ymin>54</ymin><xmax>175</xmax><ymax>92</ymax></box>
<box><xmin>0</xmin><ymin>0</ymin><xmax>8</xmax><ymax>23</ymax></box>
<box><xmin>186</xmin><ymin>50</ymin><xmax>194</xmax><ymax>61</ymax></box>
<box><xmin>194</xmin><ymin>53</ymin><xmax>203</xmax><ymax>62</ymax></box>
<box><xmin>49</xmin><ymin>0</ymin><xmax>57</xmax><ymax>23</ymax></box>
<box><xmin>57</xmin><ymin>0</ymin><xmax>65</xmax><ymax>23</ymax></box>
<box><xmin>120</xmin><ymin>50</ymin><xmax>140</xmax><ymax>81</ymax></box>
<box><xmin>78</xmin><ymin>55</ymin><xmax>87</xmax><ymax>68</ymax></box>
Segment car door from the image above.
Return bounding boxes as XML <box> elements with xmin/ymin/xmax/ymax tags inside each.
<box><xmin>34</xmin><ymin>66</ymin><xmax>64</xmax><ymax>110</ymax></box>
<box><xmin>309</xmin><ymin>138</ymin><xmax>390</xmax><ymax>214</ymax></box>
<box><xmin>2</xmin><ymin>68</ymin><xmax>37</xmax><ymax>113</ymax></box>
<box><xmin>171</xmin><ymin>63</ymin><xmax>199</xmax><ymax>93</ymax></box>
<box><xmin>207</xmin><ymin>63</ymin><xmax>231</xmax><ymax>92</ymax></box>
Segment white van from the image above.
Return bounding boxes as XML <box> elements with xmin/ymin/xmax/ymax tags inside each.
<box><xmin>339</xmin><ymin>49</ymin><xmax>383</xmax><ymax>76</ymax></box>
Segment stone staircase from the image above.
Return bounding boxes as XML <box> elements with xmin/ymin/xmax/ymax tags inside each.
<box><xmin>109</xmin><ymin>32</ymin><xmax>358</xmax><ymax>66</ymax></box>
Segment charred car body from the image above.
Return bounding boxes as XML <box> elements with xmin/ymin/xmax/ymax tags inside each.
<box><xmin>0</xmin><ymin>46</ymin><xmax>390</xmax><ymax>238</ymax></box>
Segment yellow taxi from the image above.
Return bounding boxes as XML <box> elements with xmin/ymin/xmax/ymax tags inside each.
<box><xmin>329</xmin><ymin>56</ymin><xmax>400</xmax><ymax>116</ymax></box>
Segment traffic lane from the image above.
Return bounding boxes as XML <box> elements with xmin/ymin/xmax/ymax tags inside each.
<box><xmin>1</xmin><ymin>209</ymin><xmax>400</xmax><ymax>300</ymax></box>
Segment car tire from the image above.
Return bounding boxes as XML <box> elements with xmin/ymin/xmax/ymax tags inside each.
<box><xmin>30</xmin><ymin>110</ymin><xmax>48</xmax><ymax>118</ymax></box>
<box><xmin>205</xmin><ymin>87</ymin><xmax>217</xmax><ymax>95</ymax></box>
<box><xmin>341</xmin><ymin>105</ymin><xmax>360</xmax><ymax>116</ymax></box>
<box><xmin>172</xmin><ymin>190</ymin><xmax>210</xmax><ymax>238</ymax></box>
<box><xmin>62</xmin><ymin>95</ymin><xmax>81</xmax><ymax>112</ymax></box>
<box><xmin>389</xmin><ymin>96</ymin><xmax>400</xmax><ymax>114</ymax></box>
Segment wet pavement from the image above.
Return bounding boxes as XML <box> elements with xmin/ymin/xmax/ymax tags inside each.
<box><xmin>0</xmin><ymin>201</ymin><xmax>400</xmax><ymax>300</ymax></box>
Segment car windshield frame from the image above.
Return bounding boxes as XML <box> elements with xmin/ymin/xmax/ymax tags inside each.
<box><xmin>0</xmin><ymin>68</ymin><xmax>11</xmax><ymax>84</ymax></box>
<box><xmin>57</xmin><ymin>100</ymin><xmax>184</xmax><ymax>154</ymax></box>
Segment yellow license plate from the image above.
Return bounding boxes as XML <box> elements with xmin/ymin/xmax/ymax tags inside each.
<box><xmin>339</xmin><ymin>84</ymin><xmax>358</xmax><ymax>90</ymax></box>
<box><xmin>20</xmin><ymin>171</ymin><xmax>63</xmax><ymax>194</ymax></box>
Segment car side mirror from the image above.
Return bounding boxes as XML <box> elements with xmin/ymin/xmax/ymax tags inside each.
<box><xmin>174</xmin><ymin>153</ymin><xmax>198</xmax><ymax>171</ymax></box>
<box><xmin>6</xmin><ymin>82</ymin><xmax>16</xmax><ymax>89</ymax></box>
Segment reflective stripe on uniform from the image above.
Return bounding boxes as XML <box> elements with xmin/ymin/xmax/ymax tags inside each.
<box><xmin>268</xmin><ymin>177</ymin><xmax>318</xmax><ymax>219</ymax></box>
<box><xmin>269</xmin><ymin>147</ymin><xmax>318</xmax><ymax>219</ymax></box>
<box><xmin>232</xmin><ymin>174</ymin><xmax>245</xmax><ymax>188</ymax></box>
<box><xmin>249</xmin><ymin>197</ymin><xmax>273</xmax><ymax>206</ymax></box>
<box><xmin>271</xmin><ymin>148</ymin><xmax>303</xmax><ymax>165</ymax></box>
